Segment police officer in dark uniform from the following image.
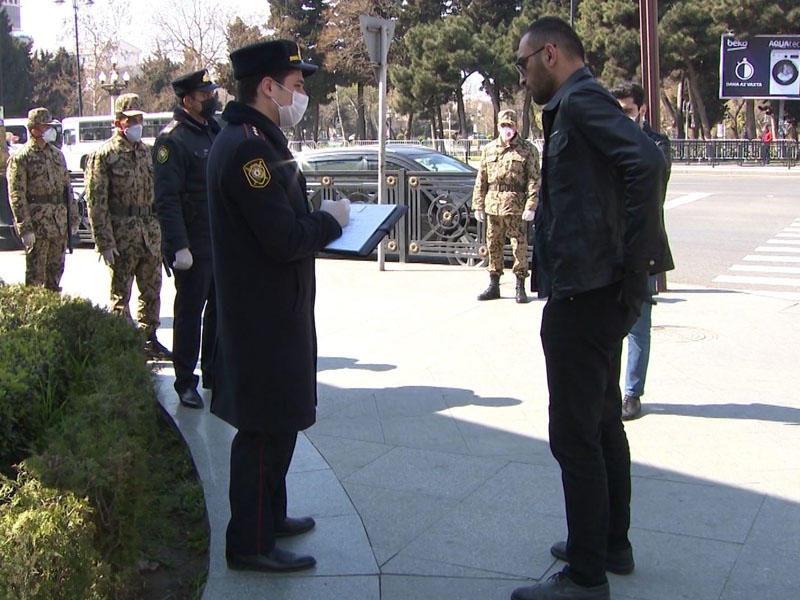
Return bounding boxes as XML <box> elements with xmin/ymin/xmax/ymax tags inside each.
<box><xmin>153</xmin><ymin>69</ymin><xmax>221</xmax><ymax>409</ymax></box>
<box><xmin>207</xmin><ymin>40</ymin><xmax>350</xmax><ymax>572</ymax></box>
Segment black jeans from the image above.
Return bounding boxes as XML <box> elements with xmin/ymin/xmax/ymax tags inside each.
<box><xmin>226</xmin><ymin>429</ymin><xmax>298</xmax><ymax>556</ymax></box>
<box><xmin>172</xmin><ymin>258</ymin><xmax>216</xmax><ymax>392</ymax></box>
<box><xmin>540</xmin><ymin>282</ymin><xmax>636</xmax><ymax>586</ymax></box>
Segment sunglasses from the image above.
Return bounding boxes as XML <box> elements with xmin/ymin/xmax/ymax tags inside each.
<box><xmin>515</xmin><ymin>45</ymin><xmax>551</xmax><ymax>75</ymax></box>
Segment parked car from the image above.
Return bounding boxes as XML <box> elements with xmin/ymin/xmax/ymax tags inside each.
<box><xmin>295</xmin><ymin>144</ymin><xmax>485</xmax><ymax>265</ymax></box>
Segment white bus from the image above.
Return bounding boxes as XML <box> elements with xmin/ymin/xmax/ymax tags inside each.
<box><xmin>61</xmin><ymin>111</ymin><xmax>174</xmax><ymax>172</ymax></box>
<box><xmin>4</xmin><ymin>117</ymin><xmax>65</xmax><ymax>157</ymax></box>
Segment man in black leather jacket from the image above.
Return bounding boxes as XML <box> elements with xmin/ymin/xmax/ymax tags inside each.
<box><xmin>511</xmin><ymin>17</ymin><xmax>670</xmax><ymax>600</ymax></box>
<box><xmin>154</xmin><ymin>69</ymin><xmax>221</xmax><ymax>409</ymax></box>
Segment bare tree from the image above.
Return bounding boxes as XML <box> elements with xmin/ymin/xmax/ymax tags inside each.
<box><xmin>149</xmin><ymin>0</ymin><xmax>260</xmax><ymax>71</ymax></box>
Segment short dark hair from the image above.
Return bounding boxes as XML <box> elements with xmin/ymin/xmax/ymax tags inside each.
<box><xmin>524</xmin><ymin>16</ymin><xmax>585</xmax><ymax>62</ymax></box>
<box><xmin>610</xmin><ymin>81</ymin><xmax>645</xmax><ymax>108</ymax></box>
<box><xmin>236</xmin><ymin>68</ymin><xmax>295</xmax><ymax>104</ymax></box>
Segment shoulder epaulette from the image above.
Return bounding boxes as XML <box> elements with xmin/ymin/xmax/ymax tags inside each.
<box><xmin>241</xmin><ymin>123</ymin><xmax>265</xmax><ymax>140</ymax></box>
<box><xmin>160</xmin><ymin>120</ymin><xmax>179</xmax><ymax>135</ymax></box>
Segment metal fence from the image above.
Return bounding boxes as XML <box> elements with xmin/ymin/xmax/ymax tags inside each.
<box><xmin>294</xmin><ymin>137</ymin><xmax>798</xmax><ymax>168</ymax></box>
<box><xmin>307</xmin><ymin>168</ymin><xmax>491</xmax><ymax>265</ymax></box>
<box><xmin>670</xmin><ymin>138</ymin><xmax>798</xmax><ymax>167</ymax></box>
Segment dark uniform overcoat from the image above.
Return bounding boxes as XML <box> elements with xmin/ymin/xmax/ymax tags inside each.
<box><xmin>206</xmin><ymin>101</ymin><xmax>341</xmax><ymax>434</ymax></box>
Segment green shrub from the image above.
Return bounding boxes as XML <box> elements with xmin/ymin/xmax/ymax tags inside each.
<box><xmin>0</xmin><ymin>281</ymin><xmax>208</xmax><ymax>599</ymax></box>
<box><xmin>0</xmin><ymin>468</ymin><xmax>112</xmax><ymax>600</ymax></box>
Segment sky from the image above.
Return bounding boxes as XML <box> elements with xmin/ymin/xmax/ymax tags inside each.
<box><xmin>17</xmin><ymin>0</ymin><xmax>271</xmax><ymax>58</ymax></box>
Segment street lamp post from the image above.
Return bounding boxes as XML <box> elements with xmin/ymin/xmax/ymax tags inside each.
<box><xmin>56</xmin><ymin>0</ymin><xmax>93</xmax><ymax>117</ymax></box>
<box><xmin>98</xmin><ymin>61</ymin><xmax>130</xmax><ymax>117</ymax></box>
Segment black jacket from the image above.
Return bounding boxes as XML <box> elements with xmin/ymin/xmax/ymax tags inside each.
<box><xmin>535</xmin><ymin>67</ymin><xmax>671</xmax><ymax>300</ymax></box>
<box><xmin>642</xmin><ymin>121</ymin><xmax>674</xmax><ymax>275</ymax></box>
<box><xmin>153</xmin><ymin>108</ymin><xmax>220</xmax><ymax>260</ymax></box>
<box><xmin>206</xmin><ymin>101</ymin><xmax>342</xmax><ymax>434</ymax></box>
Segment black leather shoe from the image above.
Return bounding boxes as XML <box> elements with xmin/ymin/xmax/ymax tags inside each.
<box><xmin>550</xmin><ymin>540</ymin><xmax>634</xmax><ymax>575</ymax></box>
<box><xmin>512</xmin><ymin>569</ymin><xmax>609</xmax><ymax>600</ymax></box>
<box><xmin>178</xmin><ymin>388</ymin><xmax>203</xmax><ymax>409</ymax></box>
<box><xmin>226</xmin><ymin>547</ymin><xmax>316</xmax><ymax>572</ymax></box>
<box><xmin>275</xmin><ymin>516</ymin><xmax>315</xmax><ymax>538</ymax></box>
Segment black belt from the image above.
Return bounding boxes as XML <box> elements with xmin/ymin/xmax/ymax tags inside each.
<box><xmin>28</xmin><ymin>194</ymin><xmax>61</xmax><ymax>205</ymax></box>
<box><xmin>489</xmin><ymin>184</ymin><xmax>523</xmax><ymax>193</ymax></box>
<box><xmin>110</xmin><ymin>205</ymin><xmax>153</xmax><ymax>217</ymax></box>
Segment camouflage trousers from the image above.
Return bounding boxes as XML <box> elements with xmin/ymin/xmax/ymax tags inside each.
<box><xmin>108</xmin><ymin>244</ymin><xmax>162</xmax><ymax>338</ymax></box>
<box><xmin>25</xmin><ymin>235</ymin><xmax>66</xmax><ymax>291</ymax></box>
<box><xmin>486</xmin><ymin>214</ymin><xmax>528</xmax><ymax>278</ymax></box>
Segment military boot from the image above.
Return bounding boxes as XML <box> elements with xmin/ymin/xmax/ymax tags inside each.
<box><xmin>515</xmin><ymin>276</ymin><xmax>529</xmax><ymax>304</ymax></box>
<box><xmin>144</xmin><ymin>334</ymin><xmax>173</xmax><ymax>361</ymax></box>
<box><xmin>477</xmin><ymin>273</ymin><xmax>501</xmax><ymax>301</ymax></box>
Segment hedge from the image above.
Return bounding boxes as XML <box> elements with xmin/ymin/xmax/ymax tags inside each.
<box><xmin>0</xmin><ymin>281</ymin><xmax>207</xmax><ymax>599</ymax></box>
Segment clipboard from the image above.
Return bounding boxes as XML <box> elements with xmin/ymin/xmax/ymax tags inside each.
<box><xmin>323</xmin><ymin>203</ymin><xmax>407</xmax><ymax>257</ymax></box>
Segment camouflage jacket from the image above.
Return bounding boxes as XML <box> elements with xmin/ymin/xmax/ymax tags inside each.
<box><xmin>0</xmin><ymin>123</ymin><xmax>8</xmax><ymax>174</ymax></box>
<box><xmin>84</xmin><ymin>131</ymin><xmax>160</xmax><ymax>256</ymax></box>
<box><xmin>472</xmin><ymin>135</ymin><xmax>540</xmax><ymax>216</ymax></box>
<box><xmin>6</xmin><ymin>139</ymin><xmax>78</xmax><ymax>240</ymax></box>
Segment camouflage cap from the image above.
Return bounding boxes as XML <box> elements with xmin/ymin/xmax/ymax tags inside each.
<box><xmin>27</xmin><ymin>107</ymin><xmax>59</xmax><ymax>128</ymax></box>
<box><xmin>114</xmin><ymin>93</ymin><xmax>145</xmax><ymax>117</ymax></box>
<box><xmin>498</xmin><ymin>109</ymin><xmax>517</xmax><ymax>127</ymax></box>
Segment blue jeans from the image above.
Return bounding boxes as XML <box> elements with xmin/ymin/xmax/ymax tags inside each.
<box><xmin>624</xmin><ymin>275</ymin><xmax>657</xmax><ymax>398</ymax></box>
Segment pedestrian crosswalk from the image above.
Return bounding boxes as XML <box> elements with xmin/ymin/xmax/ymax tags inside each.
<box><xmin>713</xmin><ymin>218</ymin><xmax>800</xmax><ymax>300</ymax></box>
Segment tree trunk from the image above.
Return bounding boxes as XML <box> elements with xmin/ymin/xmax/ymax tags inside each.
<box><xmin>687</xmin><ymin>63</ymin><xmax>710</xmax><ymax>140</ymax></box>
<box><xmin>356</xmin><ymin>81</ymin><xmax>366</xmax><ymax>140</ymax></box>
<box><xmin>745</xmin><ymin>100</ymin><xmax>756</xmax><ymax>139</ymax></box>
<box><xmin>660</xmin><ymin>90</ymin><xmax>677</xmax><ymax>137</ymax></box>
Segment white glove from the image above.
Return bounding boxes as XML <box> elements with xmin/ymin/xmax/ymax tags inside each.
<box><xmin>522</xmin><ymin>209</ymin><xmax>535</xmax><ymax>222</ymax></box>
<box><xmin>172</xmin><ymin>248</ymin><xmax>194</xmax><ymax>270</ymax></box>
<box><xmin>474</xmin><ymin>209</ymin><xmax>485</xmax><ymax>223</ymax></box>
<box><xmin>101</xmin><ymin>247</ymin><xmax>120</xmax><ymax>266</ymax></box>
<box><xmin>21</xmin><ymin>231</ymin><xmax>35</xmax><ymax>251</ymax></box>
<box><xmin>320</xmin><ymin>197</ymin><xmax>351</xmax><ymax>228</ymax></box>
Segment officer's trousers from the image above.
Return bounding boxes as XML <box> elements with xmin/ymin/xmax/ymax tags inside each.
<box><xmin>172</xmin><ymin>258</ymin><xmax>215</xmax><ymax>392</ymax></box>
<box><xmin>226</xmin><ymin>429</ymin><xmax>298</xmax><ymax>556</ymax></box>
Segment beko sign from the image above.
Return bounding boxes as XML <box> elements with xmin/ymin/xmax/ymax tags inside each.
<box><xmin>719</xmin><ymin>34</ymin><xmax>800</xmax><ymax>99</ymax></box>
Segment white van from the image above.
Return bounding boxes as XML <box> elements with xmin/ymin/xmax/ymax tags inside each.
<box><xmin>61</xmin><ymin>111</ymin><xmax>174</xmax><ymax>172</ymax></box>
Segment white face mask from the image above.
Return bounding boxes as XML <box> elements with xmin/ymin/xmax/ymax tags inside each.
<box><xmin>499</xmin><ymin>125</ymin><xmax>516</xmax><ymax>142</ymax></box>
<box><xmin>42</xmin><ymin>127</ymin><xmax>58</xmax><ymax>143</ymax></box>
<box><xmin>124</xmin><ymin>123</ymin><xmax>143</xmax><ymax>143</ymax></box>
<box><xmin>271</xmin><ymin>81</ymin><xmax>309</xmax><ymax>128</ymax></box>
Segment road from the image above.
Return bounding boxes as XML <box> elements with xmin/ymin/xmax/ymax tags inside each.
<box><xmin>664</xmin><ymin>166</ymin><xmax>800</xmax><ymax>299</ymax></box>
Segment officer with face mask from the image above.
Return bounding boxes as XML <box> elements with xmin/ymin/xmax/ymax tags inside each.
<box><xmin>153</xmin><ymin>69</ymin><xmax>221</xmax><ymax>409</ymax></box>
<box><xmin>207</xmin><ymin>39</ymin><xmax>349</xmax><ymax>573</ymax></box>
<box><xmin>6</xmin><ymin>107</ymin><xmax>79</xmax><ymax>291</ymax></box>
<box><xmin>85</xmin><ymin>93</ymin><xmax>171</xmax><ymax>360</ymax></box>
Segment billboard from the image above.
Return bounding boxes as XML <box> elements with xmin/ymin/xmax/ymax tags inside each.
<box><xmin>719</xmin><ymin>34</ymin><xmax>800</xmax><ymax>99</ymax></box>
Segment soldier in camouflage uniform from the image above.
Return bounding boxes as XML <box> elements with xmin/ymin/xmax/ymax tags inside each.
<box><xmin>84</xmin><ymin>93</ymin><xmax>171</xmax><ymax>360</ymax></box>
<box><xmin>6</xmin><ymin>107</ymin><xmax>79</xmax><ymax>291</ymax></box>
<box><xmin>472</xmin><ymin>109</ymin><xmax>540</xmax><ymax>303</ymax></box>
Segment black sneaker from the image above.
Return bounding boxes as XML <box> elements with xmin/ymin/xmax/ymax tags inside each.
<box><xmin>144</xmin><ymin>336</ymin><xmax>173</xmax><ymax>361</ymax></box>
<box><xmin>621</xmin><ymin>395</ymin><xmax>642</xmax><ymax>420</ymax></box>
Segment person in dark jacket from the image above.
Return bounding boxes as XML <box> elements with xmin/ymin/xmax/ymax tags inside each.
<box><xmin>154</xmin><ymin>69</ymin><xmax>221</xmax><ymax>409</ymax></box>
<box><xmin>511</xmin><ymin>18</ymin><xmax>669</xmax><ymax>600</ymax></box>
<box><xmin>206</xmin><ymin>39</ymin><xmax>349</xmax><ymax>573</ymax></box>
<box><xmin>609</xmin><ymin>81</ymin><xmax>674</xmax><ymax>421</ymax></box>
